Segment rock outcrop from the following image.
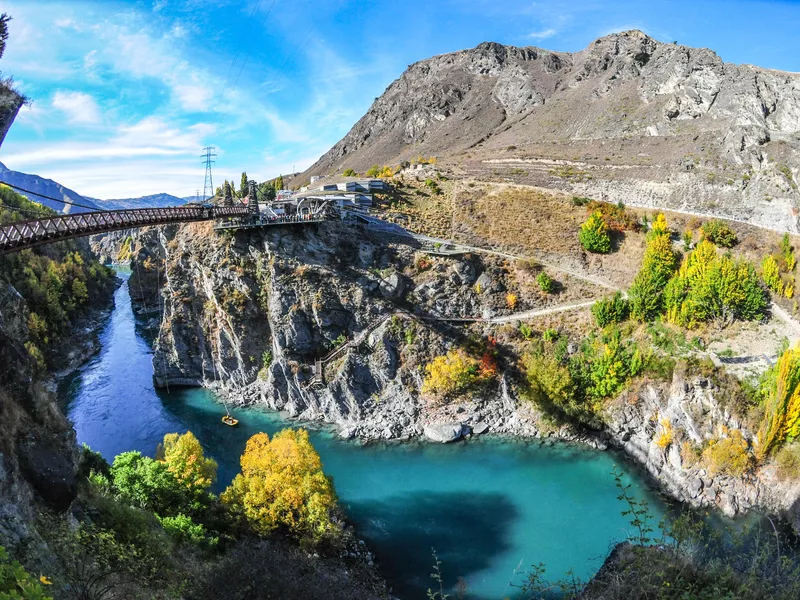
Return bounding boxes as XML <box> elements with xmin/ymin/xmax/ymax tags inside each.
<box><xmin>302</xmin><ymin>30</ymin><xmax>800</xmax><ymax>231</ymax></box>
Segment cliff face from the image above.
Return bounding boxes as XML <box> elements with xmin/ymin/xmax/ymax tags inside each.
<box><xmin>303</xmin><ymin>30</ymin><xmax>800</xmax><ymax>231</ymax></box>
<box><xmin>136</xmin><ymin>221</ymin><xmax>800</xmax><ymax>525</ymax></box>
<box><xmin>142</xmin><ymin>221</ymin><xmax>560</xmax><ymax>441</ymax></box>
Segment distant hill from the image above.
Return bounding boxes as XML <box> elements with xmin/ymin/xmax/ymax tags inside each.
<box><xmin>89</xmin><ymin>193</ymin><xmax>195</xmax><ymax>211</ymax></box>
<box><xmin>0</xmin><ymin>161</ymin><xmax>99</xmax><ymax>214</ymax></box>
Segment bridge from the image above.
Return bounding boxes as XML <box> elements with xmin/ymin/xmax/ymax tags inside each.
<box><xmin>0</xmin><ymin>179</ymin><xmax>334</xmax><ymax>255</ymax></box>
<box><xmin>0</xmin><ymin>204</ymin><xmax>253</xmax><ymax>255</ymax></box>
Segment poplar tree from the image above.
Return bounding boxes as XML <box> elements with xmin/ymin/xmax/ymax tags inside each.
<box><xmin>240</xmin><ymin>172</ymin><xmax>248</xmax><ymax>198</ymax></box>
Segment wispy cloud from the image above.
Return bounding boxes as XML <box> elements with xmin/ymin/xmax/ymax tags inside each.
<box><xmin>526</xmin><ymin>28</ymin><xmax>558</xmax><ymax>40</ymax></box>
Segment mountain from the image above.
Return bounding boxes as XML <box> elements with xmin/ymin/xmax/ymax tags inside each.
<box><xmin>0</xmin><ymin>160</ymin><xmax>99</xmax><ymax>214</ymax></box>
<box><xmin>303</xmin><ymin>30</ymin><xmax>800</xmax><ymax>231</ymax></box>
<box><xmin>90</xmin><ymin>193</ymin><xmax>194</xmax><ymax>211</ymax></box>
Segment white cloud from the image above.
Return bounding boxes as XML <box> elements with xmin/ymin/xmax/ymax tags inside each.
<box><xmin>526</xmin><ymin>28</ymin><xmax>558</xmax><ymax>40</ymax></box>
<box><xmin>51</xmin><ymin>91</ymin><xmax>102</xmax><ymax>124</ymax></box>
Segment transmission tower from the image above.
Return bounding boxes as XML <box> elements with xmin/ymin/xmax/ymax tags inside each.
<box><xmin>201</xmin><ymin>146</ymin><xmax>216</xmax><ymax>201</ymax></box>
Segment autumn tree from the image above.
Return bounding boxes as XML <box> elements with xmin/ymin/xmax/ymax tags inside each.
<box><xmin>221</xmin><ymin>430</ymin><xmax>338</xmax><ymax>544</ymax></box>
<box><xmin>629</xmin><ymin>213</ymin><xmax>677</xmax><ymax>321</ymax></box>
<box><xmin>579</xmin><ymin>211</ymin><xmax>611</xmax><ymax>253</ymax></box>
<box><xmin>157</xmin><ymin>431</ymin><xmax>217</xmax><ymax>497</ymax></box>
<box><xmin>274</xmin><ymin>174</ymin><xmax>284</xmax><ymax>191</ymax></box>
<box><xmin>757</xmin><ymin>343</ymin><xmax>800</xmax><ymax>459</ymax></box>
<box><xmin>422</xmin><ymin>348</ymin><xmax>482</xmax><ymax>399</ymax></box>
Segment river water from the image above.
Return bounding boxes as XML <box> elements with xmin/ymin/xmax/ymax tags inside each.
<box><xmin>60</xmin><ymin>270</ymin><xmax>672</xmax><ymax>599</ymax></box>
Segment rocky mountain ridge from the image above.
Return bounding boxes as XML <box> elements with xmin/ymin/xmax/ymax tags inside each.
<box><xmin>302</xmin><ymin>30</ymin><xmax>800</xmax><ymax>231</ymax></box>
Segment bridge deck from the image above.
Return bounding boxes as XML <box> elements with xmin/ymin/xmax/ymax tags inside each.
<box><xmin>213</xmin><ymin>216</ymin><xmax>327</xmax><ymax>231</ymax></box>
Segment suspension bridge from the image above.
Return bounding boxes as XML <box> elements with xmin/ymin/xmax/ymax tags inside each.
<box><xmin>0</xmin><ymin>180</ymin><xmax>335</xmax><ymax>256</ymax></box>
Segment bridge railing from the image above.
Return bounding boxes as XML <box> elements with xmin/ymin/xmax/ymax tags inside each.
<box><xmin>0</xmin><ymin>205</ymin><xmax>250</xmax><ymax>255</ymax></box>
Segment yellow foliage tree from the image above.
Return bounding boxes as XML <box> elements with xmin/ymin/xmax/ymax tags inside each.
<box><xmin>648</xmin><ymin>212</ymin><xmax>671</xmax><ymax>239</ymax></box>
<box><xmin>757</xmin><ymin>343</ymin><xmax>800</xmax><ymax>459</ymax></box>
<box><xmin>422</xmin><ymin>349</ymin><xmax>482</xmax><ymax>398</ymax></box>
<box><xmin>221</xmin><ymin>430</ymin><xmax>338</xmax><ymax>543</ymax></box>
<box><xmin>157</xmin><ymin>431</ymin><xmax>217</xmax><ymax>494</ymax></box>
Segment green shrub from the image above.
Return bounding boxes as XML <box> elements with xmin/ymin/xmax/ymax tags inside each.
<box><xmin>579</xmin><ymin>211</ymin><xmax>611</xmax><ymax>253</ymax></box>
<box><xmin>258</xmin><ymin>350</ymin><xmax>273</xmax><ymax>380</ymax></box>
<box><xmin>365</xmin><ymin>165</ymin><xmax>380</xmax><ymax>178</ymax></box>
<box><xmin>521</xmin><ymin>350</ymin><xmax>577</xmax><ymax>416</ymax></box>
<box><xmin>571</xmin><ymin>196</ymin><xmax>590</xmax><ymax>207</ymax></box>
<box><xmin>536</xmin><ymin>272</ymin><xmax>554</xmax><ymax>293</ymax></box>
<box><xmin>519</xmin><ymin>322</ymin><xmax>534</xmax><ymax>340</ymax></box>
<box><xmin>158</xmin><ymin>514</ymin><xmax>217</xmax><ymax>548</ymax></box>
<box><xmin>110</xmin><ymin>451</ymin><xmax>191</xmax><ymax>515</ymax></box>
<box><xmin>342</xmin><ymin>168</ymin><xmax>356</xmax><ymax>177</ymax></box>
<box><xmin>542</xmin><ymin>328</ymin><xmax>558</xmax><ymax>342</ymax></box>
<box><xmin>0</xmin><ymin>545</ymin><xmax>53</xmax><ymax>599</ymax></box>
<box><xmin>591</xmin><ymin>292</ymin><xmax>629</xmax><ymax>327</ymax></box>
<box><xmin>700</xmin><ymin>220</ymin><xmax>738</xmax><ymax>247</ymax></box>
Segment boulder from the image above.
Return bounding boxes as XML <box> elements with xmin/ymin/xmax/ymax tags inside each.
<box><xmin>423</xmin><ymin>422</ymin><xmax>466</xmax><ymax>443</ymax></box>
<box><xmin>17</xmin><ymin>435</ymin><xmax>77</xmax><ymax>512</ymax></box>
<box><xmin>472</xmin><ymin>422</ymin><xmax>489</xmax><ymax>435</ymax></box>
<box><xmin>452</xmin><ymin>261</ymin><xmax>477</xmax><ymax>286</ymax></box>
<box><xmin>379</xmin><ymin>272</ymin><xmax>409</xmax><ymax>300</ymax></box>
<box><xmin>475</xmin><ymin>272</ymin><xmax>492</xmax><ymax>293</ymax></box>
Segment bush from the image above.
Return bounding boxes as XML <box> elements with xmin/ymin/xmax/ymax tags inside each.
<box><xmin>522</xmin><ymin>351</ymin><xmax>576</xmax><ymax>414</ymax></box>
<box><xmin>422</xmin><ymin>349</ymin><xmax>482</xmax><ymax>398</ymax></box>
<box><xmin>591</xmin><ymin>292</ymin><xmax>629</xmax><ymax>327</ymax></box>
<box><xmin>0</xmin><ymin>545</ymin><xmax>53</xmax><ymax>599</ymax></box>
<box><xmin>586</xmin><ymin>200</ymin><xmax>638</xmax><ymax>231</ymax></box>
<box><xmin>579</xmin><ymin>211</ymin><xmax>611</xmax><ymax>253</ymax></box>
<box><xmin>505</xmin><ymin>292</ymin><xmax>518</xmax><ymax>310</ymax></box>
<box><xmin>342</xmin><ymin>168</ymin><xmax>356</xmax><ymax>177</ymax></box>
<box><xmin>702</xmin><ymin>429</ymin><xmax>751</xmax><ymax>477</ymax></box>
<box><xmin>110</xmin><ymin>451</ymin><xmax>190</xmax><ymax>515</ymax></box>
<box><xmin>221</xmin><ymin>430</ymin><xmax>339</xmax><ymax>544</ymax></box>
<box><xmin>536</xmin><ymin>272</ymin><xmax>554</xmax><ymax>293</ymax></box>
<box><xmin>656</xmin><ymin>418</ymin><xmax>673</xmax><ymax>449</ymax></box>
<box><xmin>158</xmin><ymin>514</ymin><xmax>217</xmax><ymax>548</ymax></box>
<box><xmin>762</xmin><ymin>254</ymin><xmax>783</xmax><ymax>295</ymax></box>
<box><xmin>519</xmin><ymin>322</ymin><xmax>534</xmax><ymax>340</ymax></box>
<box><xmin>700</xmin><ymin>219</ymin><xmax>738</xmax><ymax>247</ymax></box>
<box><xmin>775</xmin><ymin>442</ymin><xmax>800</xmax><ymax>481</ymax></box>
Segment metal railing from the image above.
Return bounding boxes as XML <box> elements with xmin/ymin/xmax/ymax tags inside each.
<box><xmin>0</xmin><ymin>205</ymin><xmax>249</xmax><ymax>255</ymax></box>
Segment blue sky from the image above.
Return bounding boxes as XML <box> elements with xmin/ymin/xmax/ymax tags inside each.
<box><xmin>2</xmin><ymin>0</ymin><xmax>800</xmax><ymax>199</ymax></box>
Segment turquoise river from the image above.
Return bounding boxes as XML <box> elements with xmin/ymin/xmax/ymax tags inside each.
<box><xmin>60</xmin><ymin>270</ymin><xmax>674</xmax><ymax>599</ymax></box>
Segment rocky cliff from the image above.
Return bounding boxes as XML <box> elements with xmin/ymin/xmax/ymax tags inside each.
<box><xmin>133</xmin><ymin>219</ymin><xmax>800</xmax><ymax>526</ymax></box>
<box><xmin>303</xmin><ymin>30</ymin><xmax>800</xmax><ymax>231</ymax></box>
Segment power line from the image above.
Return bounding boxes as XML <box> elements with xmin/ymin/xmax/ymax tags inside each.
<box><xmin>230</xmin><ymin>0</ymin><xmax>277</xmax><ymax>93</ymax></box>
<box><xmin>0</xmin><ymin>201</ymin><xmax>53</xmax><ymax>219</ymax></box>
<box><xmin>0</xmin><ymin>180</ymin><xmax>99</xmax><ymax>212</ymax></box>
